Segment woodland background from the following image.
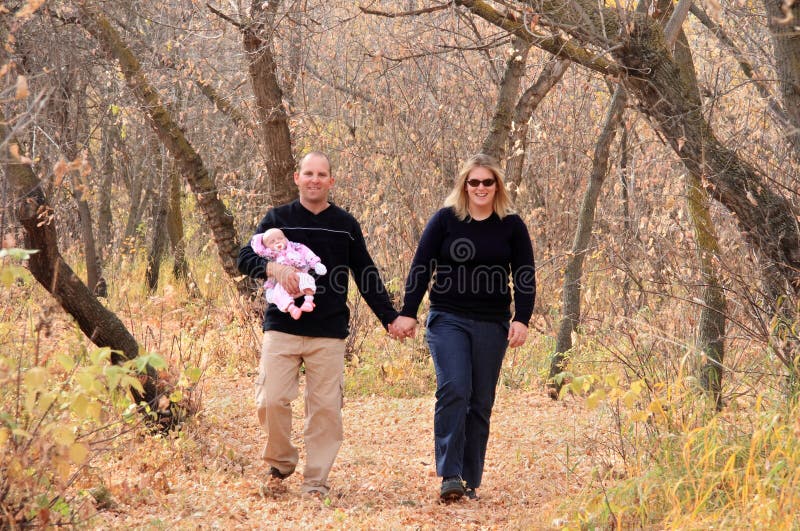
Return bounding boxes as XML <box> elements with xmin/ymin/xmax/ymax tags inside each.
<box><xmin>2</xmin><ymin>0</ymin><xmax>800</xmax><ymax>528</ymax></box>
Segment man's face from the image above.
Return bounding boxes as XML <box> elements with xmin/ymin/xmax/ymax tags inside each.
<box><xmin>294</xmin><ymin>154</ymin><xmax>333</xmax><ymax>205</ymax></box>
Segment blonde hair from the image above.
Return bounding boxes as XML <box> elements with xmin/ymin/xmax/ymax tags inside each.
<box><xmin>443</xmin><ymin>153</ymin><xmax>516</xmax><ymax>220</ymax></box>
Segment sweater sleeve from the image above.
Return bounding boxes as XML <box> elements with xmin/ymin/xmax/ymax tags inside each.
<box><xmin>510</xmin><ymin>215</ymin><xmax>536</xmax><ymax>325</ymax></box>
<box><xmin>348</xmin><ymin>218</ymin><xmax>399</xmax><ymax>328</ymax></box>
<box><xmin>400</xmin><ymin>209</ymin><xmax>445</xmax><ymax>318</ymax></box>
<box><xmin>237</xmin><ymin>212</ymin><xmax>276</xmax><ymax>280</ymax></box>
<box><xmin>295</xmin><ymin>242</ymin><xmax>322</xmax><ymax>269</ymax></box>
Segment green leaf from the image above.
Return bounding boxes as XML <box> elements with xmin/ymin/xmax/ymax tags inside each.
<box><xmin>90</xmin><ymin>347</ymin><xmax>112</xmax><ymax>365</ymax></box>
<box><xmin>57</xmin><ymin>353</ymin><xmax>76</xmax><ymax>371</ymax></box>
<box><xmin>104</xmin><ymin>365</ymin><xmax>124</xmax><ymax>391</ymax></box>
<box><xmin>0</xmin><ymin>248</ymin><xmax>38</xmax><ymax>260</ymax></box>
<box><xmin>121</xmin><ymin>376</ymin><xmax>144</xmax><ymax>395</ymax></box>
<box><xmin>185</xmin><ymin>366</ymin><xmax>202</xmax><ymax>384</ymax></box>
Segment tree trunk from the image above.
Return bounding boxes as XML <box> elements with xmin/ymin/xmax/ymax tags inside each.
<box><xmin>244</xmin><ymin>0</ymin><xmax>297</xmax><ymax>206</ymax></box>
<box><xmin>95</xmin><ymin>124</ymin><xmax>116</xmax><ymax>297</ymax></box>
<box><xmin>166</xmin><ymin>166</ymin><xmax>198</xmax><ymax>297</ymax></box>
<box><xmin>3</xmin><ymin>118</ymin><xmax>157</xmax><ymax>408</ymax></box>
<box><xmin>668</xmin><ymin>17</ymin><xmax>728</xmax><ymax>408</ymax></box>
<box><xmin>146</xmin><ymin>148</ymin><xmax>170</xmax><ymax>293</ymax></box>
<box><xmin>505</xmin><ymin>59</ymin><xmax>569</xmax><ymax>198</ymax></box>
<box><xmin>764</xmin><ymin>0</ymin><xmax>800</xmax><ymax>155</ymax></box>
<box><xmin>77</xmin><ymin>5</ymin><xmax>244</xmax><ymax>286</ymax></box>
<box><xmin>56</xmin><ymin>77</ymin><xmax>104</xmax><ymax>295</ymax></box>
<box><xmin>619</xmin><ymin>122</ymin><xmax>633</xmax><ymax>317</ymax></box>
<box><xmin>548</xmin><ymin>87</ymin><xmax>627</xmax><ymax>398</ymax></box>
<box><xmin>122</xmin><ymin>158</ymin><xmax>145</xmax><ymax>242</ymax></box>
<box><xmin>480</xmin><ymin>37</ymin><xmax>530</xmax><ymax>160</ymax></box>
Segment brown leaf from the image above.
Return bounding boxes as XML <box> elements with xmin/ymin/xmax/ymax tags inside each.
<box><xmin>14</xmin><ymin>75</ymin><xmax>28</xmax><ymax>99</ymax></box>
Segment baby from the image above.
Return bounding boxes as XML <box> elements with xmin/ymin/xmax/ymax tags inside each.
<box><xmin>251</xmin><ymin>228</ymin><xmax>327</xmax><ymax>319</ymax></box>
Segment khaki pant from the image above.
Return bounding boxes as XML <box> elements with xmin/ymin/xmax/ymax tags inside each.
<box><xmin>255</xmin><ymin>330</ymin><xmax>345</xmax><ymax>494</ymax></box>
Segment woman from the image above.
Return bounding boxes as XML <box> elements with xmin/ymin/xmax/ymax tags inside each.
<box><xmin>393</xmin><ymin>153</ymin><xmax>535</xmax><ymax>502</ymax></box>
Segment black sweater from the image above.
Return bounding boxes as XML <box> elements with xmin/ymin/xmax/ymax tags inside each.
<box><xmin>400</xmin><ymin>207</ymin><xmax>535</xmax><ymax>324</ymax></box>
<box><xmin>237</xmin><ymin>200</ymin><xmax>398</xmax><ymax>338</ymax></box>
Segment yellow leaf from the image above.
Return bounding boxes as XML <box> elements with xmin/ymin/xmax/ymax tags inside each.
<box><xmin>76</xmin><ymin>368</ymin><xmax>101</xmax><ymax>394</ymax></box>
<box><xmin>622</xmin><ymin>390</ymin><xmax>638</xmax><ymax>408</ymax></box>
<box><xmin>57</xmin><ymin>353</ymin><xmax>76</xmax><ymax>371</ymax></box>
<box><xmin>629</xmin><ymin>410</ymin><xmax>650</xmax><ymax>423</ymax></box>
<box><xmin>55</xmin><ymin>456</ymin><xmax>71</xmax><ymax>483</ymax></box>
<box><xmin>0</xmin><ymin>267</ymin><xmax>13</xmax><ymax>287</ymax></box>
<box><xmin>14</xmin><ymin>75</ymin><xmax>28</xmax><ymax>99</ymax></box>
<box><xmin>0</xmin><ymin>427</ymin><xmax>9</xmax><ymax>448</ymax></box>
<box><xmin>7</xmin><ymin>458</ymin><xmax>23</xmax><ymax>480</ymax></box>
<box><xmin>86</xmin><ymin>401</ymin><xmax>102</xmax><ymax>421</ymax></box>
<box><xmin>69</xmin><ymin>443</ymin><xmax>89</xmax><ymax>465</ymax></box>
<box><xmin>24</xmin><ymin>366</ymin><xmax>47</xmax><ymax>390</ymax></box>
<box><xmin>37</xmin><ymin>391</ymin><xmax>56</xmax><ymax>413</ymax></box>
<box><xmin>24</xmin><ymin>390</ymin><xmax>37</xmax><ymax>414</ymax></box>
<box><xmin>51</xmin><ymin>425</ymin><xmax>76</xmax><ymax>446</ymax></box>
<box><xmin>71</xmin><ymin>393</ymin><xmax>89</xmax><ymax>418</ymax></box>
<box><xmin>586</xmin><ymin>389</ymin><xmax>606</xmax><ymax>410</ymax></box>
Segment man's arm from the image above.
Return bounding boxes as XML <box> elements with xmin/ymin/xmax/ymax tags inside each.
<box><xmin>347</xmin><ymin>219</ymin><xmax>399</xmax><ymax>328</ymax></box>
<box><xmin>237</xmin><ymin>212</ymin><xmax>301</xmax><ymax>295</ymax></box>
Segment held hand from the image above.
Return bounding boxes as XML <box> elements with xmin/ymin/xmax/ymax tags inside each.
<box><xmin>271</xmin><ymin>263</ymin><xmax>301</xmax><ymax>297</ymax></box>
<box><xmin>508</xmin><ymin>321</ymin><xmax>529</xmax><ymax>348</ymax></box>
<box><xmin>389</xmin><ymin>316</ymin><xmax>417</xmax><ymax>341</ymax></box>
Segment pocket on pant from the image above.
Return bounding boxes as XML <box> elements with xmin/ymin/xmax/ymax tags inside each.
<box><xmin>426</xmin><ymin>310</ymin><xmax>443</xmax><ymax>329</ymax></box>
<box><xmin>254</xmin><ymin>372</ymin><xmax>267</xmax><ymax>408</ymax></box>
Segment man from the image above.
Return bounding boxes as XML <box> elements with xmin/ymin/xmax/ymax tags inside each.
<box><xmin>237</xmin><ymin>151</ymin><xmax>402</xmax><ymax>497</ymax></box>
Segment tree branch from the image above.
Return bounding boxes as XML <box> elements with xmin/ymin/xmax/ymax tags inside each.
<box><xmin>359</xmin><ymin>2</ymin><xmax>453</xmax><ymax>18</ymax></box>
<box><xmin>663</xmin><ymin>0</ymin><xmax>693</xmax><ymax>46</ymax></box>
<box><xmin>206</xmin><ymin>3</ymin><xmax>246</xmax><ymax>31</ymax></box>
<box><xmin>454</xmin><ymin>0</ymin><xmax>622</xmax><ymax>77</ymax></box>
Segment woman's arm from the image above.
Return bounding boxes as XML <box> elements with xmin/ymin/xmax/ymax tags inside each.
<box><xmin>510</xmin><ymin>216</ymin><xmax>536</xmax><ymax>326</ymax></box>
<box><xmin>400</xmin><ymin>209</ymin><xmax>446</xmax><ymax>318</ymax></box>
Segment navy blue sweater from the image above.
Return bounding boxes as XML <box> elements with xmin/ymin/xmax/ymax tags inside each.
<box><xmin>237</xmin><ymin>200</ymin><xmax>398</xmax><ymax>338</ymax></box>
<box><xmin>400</xmin><ymin>207</ymin><xmax>535</xmax><ymax>324</ymax></box>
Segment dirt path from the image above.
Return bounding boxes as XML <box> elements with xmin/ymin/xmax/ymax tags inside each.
<box><xmin>94</xmin><ymin>375</ymin><xmax>598</xmax><ymax>529</ymax></box>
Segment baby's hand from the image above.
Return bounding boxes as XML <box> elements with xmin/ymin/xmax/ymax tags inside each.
<box><xmin>314</xmin><ymin>263</ymin><xmax>327</xmax><ymax>276</ymax></box>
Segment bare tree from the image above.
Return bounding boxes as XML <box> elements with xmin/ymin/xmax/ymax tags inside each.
<box><xmin>77</xmin><ymin>5</ymin><xmax>244</xmax><ymax>285</ymax></box>
<box><xmin>548</xmin><ymin>87</ymin><xmax>627</xmax><ymax>397</ymax></box>
<box><xmin>3</xmin><ymin>112</ymin><xmax>159</xmax><ymax>408</ymax></box>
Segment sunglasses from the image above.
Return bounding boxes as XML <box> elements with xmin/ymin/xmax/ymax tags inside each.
<box><xmin>466</xmin><ymin>178</ymin><xmax>496</xmax><ymax>188</ymax></box>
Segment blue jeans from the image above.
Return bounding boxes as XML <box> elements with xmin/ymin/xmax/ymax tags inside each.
<box><xmin>425</xmin><ymin>310</ymin><xmax>509</xmax><ymax>488</ymax></box>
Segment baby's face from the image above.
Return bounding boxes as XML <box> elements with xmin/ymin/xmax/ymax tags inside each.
<box><xmin>265</xmin><ymin>232</ymin><xmax>288</xmax><ymax>251</ymax></box>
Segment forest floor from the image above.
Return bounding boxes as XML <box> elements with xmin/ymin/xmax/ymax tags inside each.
<box><xmin>88</xmin><ymin>372</ymin><xmax>605</xmax><ymax>530</ymax></box>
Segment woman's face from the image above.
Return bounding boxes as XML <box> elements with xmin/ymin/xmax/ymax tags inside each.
<box><xmin>465</xmin><ymin>166</ymin><xmax>497</xmax><ymax>210</ymax></box>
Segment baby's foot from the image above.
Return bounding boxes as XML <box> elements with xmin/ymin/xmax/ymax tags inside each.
<box><xmin>288</xmin><ymin>304</ymin><xmax>302</xmax><ymax>320</ymax></box>
<box><xmin>299</xmin><ymin>300</ymin><xmax>315</xmax><ymax>312</ymax></box>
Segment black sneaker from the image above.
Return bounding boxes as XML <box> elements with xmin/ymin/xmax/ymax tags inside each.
<box><xmin>440</xmin><ymin>476</ymin><xmax>465</xmax><ymax>501</ymax></box>
<box><xmin>465</xmin><ymin>487</ymin><xmax>479</xmax><ymax>500</ymax></box>
<box><xmin>268</xmin><ymin>466</ymin><xmax>294</xmax><ymax>480</ymax></box>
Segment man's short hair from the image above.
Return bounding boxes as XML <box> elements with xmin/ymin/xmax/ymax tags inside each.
<box><xmin>298</xmin><ymin>151</ymin><xmax>332</xmax><ymax>174</ymax></box>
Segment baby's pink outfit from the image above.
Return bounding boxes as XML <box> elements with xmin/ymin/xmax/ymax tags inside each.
<box><xmin>251</xmin><ymin>234</ymin><xmax>326</xmax><ymax>319</ymax></box>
